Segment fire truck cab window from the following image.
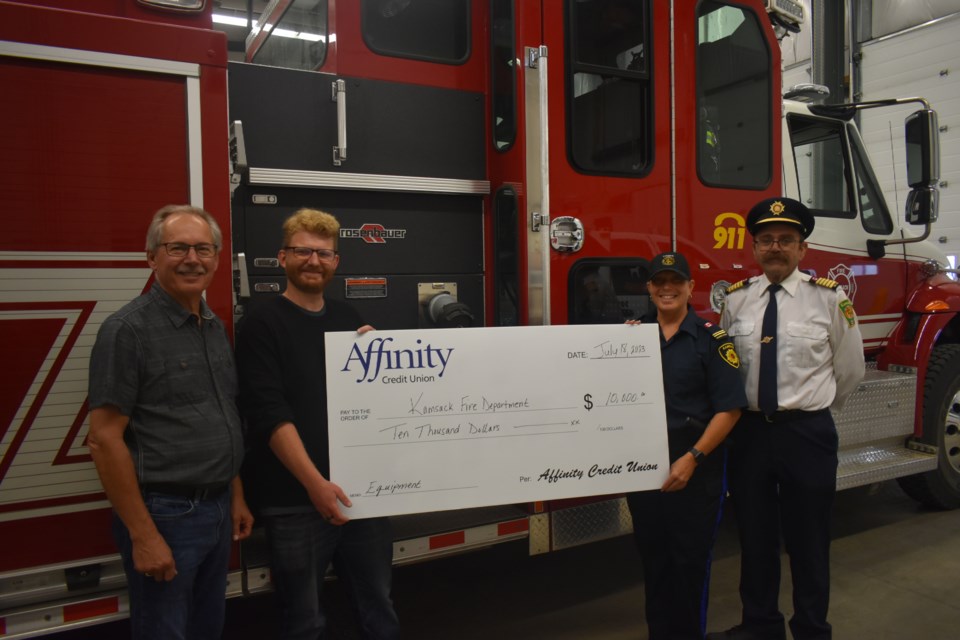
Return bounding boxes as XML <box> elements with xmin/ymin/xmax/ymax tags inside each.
<box><xmin>569</xmin><ymin>260</ymin><xmax>651</xmax><ymax>324</ymax></box>
<box><xmin>696</xmin><ymin>2</ymin><xmax>771</xmax><ymax>188</ymax></box>
<box><xmin>249</xmin><ymin>0</ymin><xmax>328</xmax><ymax>71</ymax></box>
<box><xmin>491</xmin><ymin>0</ymin><xmax>517</xmax><ymax>151</ymax></box>
<box><xmin>788</xmin><ymin>114</ymin><xmax>893</xmax><ymax>234</ymax></box>
<box><xmin>362</xmin><ymin>0</ymin><xmax>470</xmax><ymax>64</ymax></box>
<box><xmin>566</xmin><ymin>0</ymin><xmax>651</xmax><ymax>175</ymax></box>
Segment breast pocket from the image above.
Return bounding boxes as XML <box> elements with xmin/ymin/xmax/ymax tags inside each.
<box><xmin>784</xmin><ymin>322</ymin><xmax>830</xmax><ymax>370</ymax></box>
<box><xmin>164</xmin><ymin>355</ymin><xmax>209</xmax><ymax>405</ymax></box>
<box><xmin>727</xmin><ymin>319</ymin><xmax>757</xmax><ymax>367</ymax></box>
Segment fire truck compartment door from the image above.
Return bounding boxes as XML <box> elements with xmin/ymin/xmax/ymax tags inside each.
<box><xmin>228</xmin><ymin>62</ymin><xmax>485</xmax><ymax>180</ymax></box>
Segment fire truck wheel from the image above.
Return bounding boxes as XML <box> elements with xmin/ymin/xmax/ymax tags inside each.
<box><xmin>897</xmin><ymin>343</ymin><xmax>960</xmax><ymax>509</ymax></box>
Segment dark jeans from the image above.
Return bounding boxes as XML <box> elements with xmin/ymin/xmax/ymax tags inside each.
<box><xmin>728</xmin><ymin>411</ymin><xmax>838</xmax><ymax>640</ymax></box>
<box><xmin>264</xmin><ymin>512</ymin><xmax>400</xmax><ymax>640</ymax></box>
<box><xmin>114</xmin><ymin>489</ymin><xmax>232</xmax><ymax>640</ymax></box>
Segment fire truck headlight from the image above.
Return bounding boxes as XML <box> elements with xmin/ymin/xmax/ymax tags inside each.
<box><xmin>921</xmin><ymin>259</ymin><xmax>942</xmax><ymax>278</ymax></box>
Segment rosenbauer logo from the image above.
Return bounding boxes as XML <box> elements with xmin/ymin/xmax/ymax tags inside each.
<box><xmin>340</xmin><ymin>223</ymin><xmax>407</xmax><ymax>244</ymax></box>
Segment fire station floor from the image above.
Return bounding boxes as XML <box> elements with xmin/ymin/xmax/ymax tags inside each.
<box><xmin>62</xmin><ymin>480</ymin><xmax>960</xmax><ymax>639</ymax></box>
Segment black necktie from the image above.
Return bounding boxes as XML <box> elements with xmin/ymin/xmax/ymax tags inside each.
<box><xmin>758</xmin><ymin>284</ymin><xmax>782</xmax><ymax>416</ymax></box>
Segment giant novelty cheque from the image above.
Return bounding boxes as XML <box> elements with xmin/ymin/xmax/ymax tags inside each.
<box><xmin>326</xmin><ymin>324</ymin><xmax>670</xmax><ymax>518</ymax></box>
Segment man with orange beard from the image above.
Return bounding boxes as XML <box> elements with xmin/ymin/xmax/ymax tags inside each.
<box><xmin>236</xmin><ymin>208</ymin><xmax>400</xmax><ymax>640</ymax></box>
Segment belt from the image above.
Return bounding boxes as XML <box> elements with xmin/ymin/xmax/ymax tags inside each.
<box><xmin>748</xmin><ymin>408</ymin><xmax>829</xmax><ymax>424</ymax></box>
<box><xmin>140</xmin><ymin>482</ymin><xmax>229</xmax><ymax>501</ymax></box>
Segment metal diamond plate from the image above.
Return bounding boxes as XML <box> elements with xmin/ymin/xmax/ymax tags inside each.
<box><xmin>833</xmin><ymin>365</ymin><xmax>916</xmax><ymax>447</ymax></box>
<box><xmin>550</xmin><ymin>498</ymin><xmax>633</xmax><ymax>551</ymax></box>
<box><xmin>529</xmin><ymin>513</ymin><xmax>550</xmax><ymax>555</ymax></box>
<box><xmin>837</xmin><ymin>438</ymin><xmax>937</xmax><ymax>490</ymax></box>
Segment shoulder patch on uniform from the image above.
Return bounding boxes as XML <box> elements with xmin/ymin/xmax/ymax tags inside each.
<box><xmin>725</xmin><ymin>279</ymin><xmax>751</xmax><ymax>294</ymax></box>
<box><xmin>810</xmin><ymin>277</ymin><xmax>840</xmax><ymax>289</ymax></box>
<box><xmin>701</xmin><ymin>319</ymin><xmax>729</xmax><ymax>340</ymax></box>
<box><xmin>838</xmin><ymin>299</ymin><xmax>857</xmax><ymax>327</ymax></box>
<box><xmin>718</xmin><ymin>342</ymin><xmax>740</xmax><ymax>368</ymax></box>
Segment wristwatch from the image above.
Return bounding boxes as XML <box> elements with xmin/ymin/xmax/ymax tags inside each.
<box><xmin>688</xmin><ymin>447</ymin><xmax>705</xmax><ymax>464</ymax></box>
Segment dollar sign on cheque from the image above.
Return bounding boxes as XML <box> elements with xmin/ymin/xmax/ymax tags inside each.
<box><xmin>584</xmin><ymin>394</ymin><xmax>593</xmax><ymax>411</ymax></box>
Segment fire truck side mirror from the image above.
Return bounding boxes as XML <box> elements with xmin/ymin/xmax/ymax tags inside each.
<box><xmin>905</xmin><ymin>187</ymin><xmax>939</xmax><ymax>226</ymax></box>
<box><xmin>905</xmin><ymin>109</ymin><xmax>940</xmax><ymax>190</ymax></box>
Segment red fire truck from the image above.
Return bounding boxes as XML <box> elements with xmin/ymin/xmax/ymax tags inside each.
<box><xmin>1</xmin><ymin>0</ymin><xmax>958</xmax><ymax>636</ymax></box>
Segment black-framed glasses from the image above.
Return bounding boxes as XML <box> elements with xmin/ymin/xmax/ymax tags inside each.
<box><xmin>754</xmin><ymin>237</ymin><xmax>800</xmax><ymax>250</ymax></box>
<box><xmin>284</xmin><ymin>246</ymin><xmax>339</xmax><ymax>262</ymax></box>
<box><xmin>161</xmin><ymin>242</ymin><xmax>218</xmax><ymax>258</ymax></box>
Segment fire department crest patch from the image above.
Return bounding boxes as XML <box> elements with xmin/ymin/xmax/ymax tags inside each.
<box><xmin>839</xmin><ymin>299</ymin><xmax>857</xmax><ymax>328</ymax></box>
<box><xmin>770</xmin><ymin>200</ymin><xmax>786</xmax><ymax>216</ymax></box>
<box><xmin>719</xmin><ymin>342</ymin><xmax>739</xmax><ymax>368</ymax></box>
<box><xmin>662</xmin><ymin>255</ymin><xmax>676</xmax><ymax>265</ymax></box>
<box><xmin>710</xmin><ymin>280</ymin><xmax>731</xmax><ymax>313</ymax></box>
<box><xmin>827</xmin><ymin>263</ymin><xmax>857</xmax><ymax>300</ymax></box>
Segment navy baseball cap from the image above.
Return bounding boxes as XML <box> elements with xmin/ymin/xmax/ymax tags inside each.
<box><xmin>648</xmin><ymin>252</ymin><xmax>691</xmax><ymax>280</ymax></box>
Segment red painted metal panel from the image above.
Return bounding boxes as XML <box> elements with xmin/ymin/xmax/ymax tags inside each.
<box><xmin>0</xmin><ymin>1</ymin><xmax>223</xmax><ymax>63</ymax></box>
<box><xmin>537</xmin><ymin>1</ymin><xmax>674</xmax><ymax>322</ymax></box>
<box><xmin>0</xmin><ymin>58</ymin><xmax>189</xmax><ymax>253</ymax></box>
<box><xmin>330</xmin><ymin>0</ymin><xmax>486</xmax><ymax>92</ymax></box>
<box><xmin>673</xmin><ymin>0</ymin><xmax>782</xmax><ymax>319</ymax></box>
<box><xmin>0</xmin><ymin>318</ymin><xmax>65</xmax><ymax>445</ymax></box>
<box><xmin>0</xmin><ymin>0</ymin><xmax>233</xmax><ymax>579</ymax></box>
<box><xmin>0</xmin><ymin>508</ymin><xmax>115</xmax><ymax>571</ymax></box>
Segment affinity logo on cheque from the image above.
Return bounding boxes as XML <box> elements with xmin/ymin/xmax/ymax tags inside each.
<box><xmin>342</xmin><ymin>337</ymin><xmax>454</xmax><ymax>383</ymax></box>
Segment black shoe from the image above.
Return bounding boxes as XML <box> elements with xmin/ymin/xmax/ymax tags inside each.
<box><xmin>705</xmin><ymin>626</ymin><xmax>760</xmax><ymax>640</ymax></box>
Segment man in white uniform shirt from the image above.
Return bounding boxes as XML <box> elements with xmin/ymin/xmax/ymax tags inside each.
<box><xmin>708</xmin><ymin>197</ymin><xmax>864</xmax><ymax>640</ymax></box>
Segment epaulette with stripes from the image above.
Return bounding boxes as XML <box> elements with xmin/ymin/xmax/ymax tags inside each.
<box><xmin>702</xmin><ymin>320</ymin><xmax>729</xmax><ymax>341</ymax></box>
<box><xmin>809</xmin><ymin>277</ymin><xmax>840</xmax><ymax>290</ymax></box>
<box><xmin>725</xmin><ymin>279</ymin><xmax>752</xmax><ymax>294</ymax></box>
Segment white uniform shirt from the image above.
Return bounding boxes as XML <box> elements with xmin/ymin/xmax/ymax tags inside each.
<box><xmin>720</xmin><ymin>268</ymin><xmax>865</xmax><ymax>412</ymax></box>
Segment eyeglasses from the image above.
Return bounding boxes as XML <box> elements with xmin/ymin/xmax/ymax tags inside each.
<box><xmin>755</xmin><ymin>237</ymin><xmax>800</xmax><ymax>250</ymax></box>
<box><xmin>161</xmin><ymin>242</ymin><xmax>218</xmax><ymax>258</ymax></box>
<box><xmin>284</xmin><ymin>246</ymin><xmax>339</xmax><ymax>262</ymax></box>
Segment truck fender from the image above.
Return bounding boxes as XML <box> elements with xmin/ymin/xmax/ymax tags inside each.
<box><xmin>905</xmin><ymin>274</ymin><xmax>960</xmax><ymax>314</ymax></box>
<box><xmin>877</xmin><ymin>310</ymin><xmax>958</xmax><ymax>434</ymax></box>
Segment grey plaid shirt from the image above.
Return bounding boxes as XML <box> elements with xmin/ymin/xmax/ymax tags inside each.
<box><xmin>89</xmin><ymin>282</ymin><xmax>243</xmax><ymax>486</ymax></box>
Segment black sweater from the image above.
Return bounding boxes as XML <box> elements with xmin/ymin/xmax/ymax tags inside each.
<box><xmin>236</xmin><ymin>295</ymin><xmax>363</xmax><ymax>511</ymax></box>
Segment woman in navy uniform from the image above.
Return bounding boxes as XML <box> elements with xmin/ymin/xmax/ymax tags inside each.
<box><xmin>626</xmin><ymin>251</ymin><xmax>747</xmax><ymax>640</ymax></box>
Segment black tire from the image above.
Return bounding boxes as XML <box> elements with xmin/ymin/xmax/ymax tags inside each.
<box><xmin>897</xmin><ymin>343</ymin><xmax>960</xmax><ymax>509</ymax></box>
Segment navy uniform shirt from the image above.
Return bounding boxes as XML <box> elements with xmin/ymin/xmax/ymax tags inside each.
<box><xmin>646</xmin><ymin>307</ymin><xmax>747</xmax><ymax>430</ymax></box>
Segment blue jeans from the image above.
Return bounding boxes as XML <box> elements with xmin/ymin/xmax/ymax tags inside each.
<box><xmin>264</xmin><ymin>512</ymin><xmax>400</xmax><ymax>640</ymax></box>
<box><xmin>113</xmin><ymin>490</ymin><xmax>232</xmax><ymax>640</ymax></box>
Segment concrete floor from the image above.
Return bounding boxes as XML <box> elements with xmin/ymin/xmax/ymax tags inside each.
<box><xmin>707</xmin><ymin>482</ymin><xmax>960</xmax><ymax>640</ymax></box>
<box><xmin>386</xmin><ymin>481</ymin><xmax>960</xmax><ymax>639</ymax></box>
<box><xmin>56</xmin><ymin>481</ymin><xmax>960</xmax><ymax>638</ymax></box>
